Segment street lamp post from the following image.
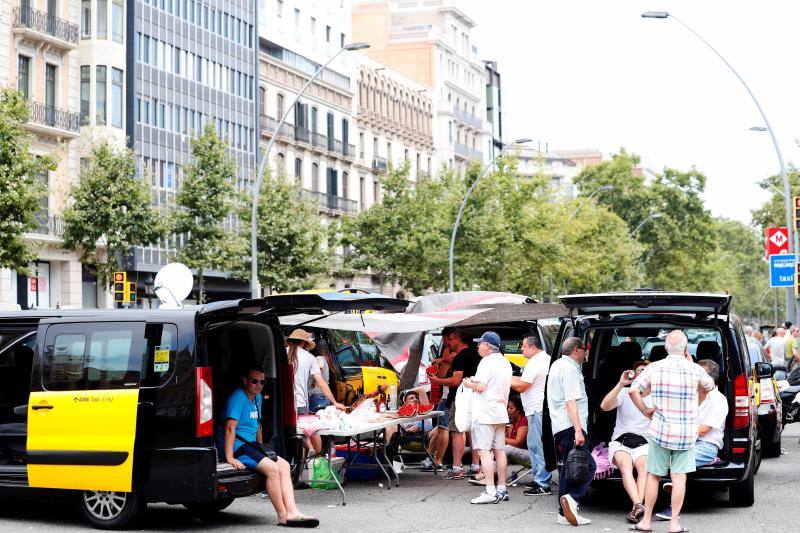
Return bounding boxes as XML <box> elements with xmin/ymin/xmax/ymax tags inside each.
<box><xmin>448</xmin><ymin>138</ymin><xmax>532</xmax><ymax>292</ymax></box>
<box><xmin>642</xmin><ymin>10</ymin><xmax>796</xmax><ymax>323</ymax></box>
<box><xmin>249</xmin><ymin>42</ymin><xmax>370</xmax><ymax>298</ymax></box>
<box><xmin>631</xmin><ymin>212</ymin><xmax>663</xmax><ymax>237</ymax></box>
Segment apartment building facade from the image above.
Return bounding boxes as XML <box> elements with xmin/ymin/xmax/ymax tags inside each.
<box><xmin>352</xmin><ymin>0</ymin><xmax>492</xmax><ymax>174</ymax></box>
<box><xmin>0</xmin><ymin>0</ymin><xmax>84</xmax><ymax>309</ymax></box>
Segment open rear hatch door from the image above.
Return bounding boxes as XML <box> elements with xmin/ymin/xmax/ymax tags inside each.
<box><xmin>559</xmin><ymin>291</ymin><xmax>731</xmax><ymax>316</ymax></box>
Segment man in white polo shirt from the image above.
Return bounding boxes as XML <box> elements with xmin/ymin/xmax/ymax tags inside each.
<box><xmin>463</xmin><ymin>331</ymin><xmax>512</xmax><ymax>505</ymax></box>
<box><xmin>511</xmin><ymin>335</ymin><xmax>552</xmax><ymax>496</ymax></box>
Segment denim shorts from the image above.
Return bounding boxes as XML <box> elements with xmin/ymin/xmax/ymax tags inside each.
<box><xmin>436</xmin><ymin>399</ymin><xmax>451</xmax><ymax>429</ymax></box>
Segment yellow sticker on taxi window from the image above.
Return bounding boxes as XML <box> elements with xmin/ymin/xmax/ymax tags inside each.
<box><xmin>154</xmin><ymin>346</ymin><xmax>170</xmax><ymax>372</ymax></box>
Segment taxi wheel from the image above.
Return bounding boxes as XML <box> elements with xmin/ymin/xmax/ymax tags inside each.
<box><xmin>78</xmin><ymin>489</ymin><xmax>144</xmax><ymax>530</ymax></box>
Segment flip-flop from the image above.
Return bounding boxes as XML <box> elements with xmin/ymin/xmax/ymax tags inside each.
<box><xmin>628</xmin><ymin>526</ymin><xmax>653</xmax><ymax>532</ymax></box>
<box><xmin>283</xmin><ymin>516</ymin><xmax>320</xmax><ymax>528</ymax></box>
<box><xmin>668</xmin><ymin>529</ymin><xmax>689</xmax><ymax>533</ymax></box>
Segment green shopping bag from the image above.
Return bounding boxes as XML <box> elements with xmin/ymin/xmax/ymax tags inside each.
<box><xmin>309</xmin><ymin>457</ymin><xmax>340</xmax><ymax>490</ymax></box>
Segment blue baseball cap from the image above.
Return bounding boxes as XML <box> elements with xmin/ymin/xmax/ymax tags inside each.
<box><xmin>473</xmin><ymin>331</ymin><xmax>502</xmax><ymax>349</ymax></box>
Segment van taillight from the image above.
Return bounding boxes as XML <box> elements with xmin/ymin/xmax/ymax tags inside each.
<box><xmin>733</xmin><ymin>373</ymin><xmax>750</xmax><ymax>429</ymax></box>
<box><xmin>196</xmin><ymin>367</ymin><xmax>213</xmax><ymax>437</ymax></box>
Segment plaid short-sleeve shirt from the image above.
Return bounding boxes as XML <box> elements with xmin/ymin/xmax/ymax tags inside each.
<box><xmin>631</xmin><ymin>354</ymin><xmax>715</xmax><ymax>450</ymax></box>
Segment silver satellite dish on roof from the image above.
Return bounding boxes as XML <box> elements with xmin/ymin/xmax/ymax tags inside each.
<box><xmin>154</xmin><ymin>263</ymin><xmax>193</xmax><ymax>309</ymax></box>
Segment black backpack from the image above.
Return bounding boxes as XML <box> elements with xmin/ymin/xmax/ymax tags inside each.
<box><xmin>565</xmin><ymin>446</ymin><xmax>593</xmax><ymax>484</ymax></box>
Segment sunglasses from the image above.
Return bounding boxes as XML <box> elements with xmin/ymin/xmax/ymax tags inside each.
<box><xmin>249</xmin><ymin>378</ymin><xmax>266</xmax><ymax>385</ymax></box>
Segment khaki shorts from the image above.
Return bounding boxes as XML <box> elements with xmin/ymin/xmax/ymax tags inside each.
<box><xmin>447</xmin><ymin>402</ymin><xmax>459</xmax><ymax>432</ymax></box>
<box><xmin>471</xmin><ymin>422</ymin><xmax>505</xmax><ymax>451</ymax></box>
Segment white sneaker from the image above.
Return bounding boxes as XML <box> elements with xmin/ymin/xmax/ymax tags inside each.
<box><xmin>559</xmin><ymin>495</ymin><xmax>579</xmax><ymax>526</ymax></box>
<box><xmin>573</xmin><ymin>514</ymin><xmax>591</xmax><ymax>525</ymax></box>
<box><xmin>470</xmin><ymin>491</ymin><xmax>499</xmax><ymax>504</ymax></box>
<box><xmin>557</xmin><ymin>513</ymin><xmax>591</xmax><ymax>526</ymax></box>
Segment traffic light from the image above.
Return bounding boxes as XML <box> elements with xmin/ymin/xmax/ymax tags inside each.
<box><xmin>794</xmin><ymin>197</ymin><xmax>800</xmax><ymax>230</ymax></box>
<box><xmin>796</xmin><ymin>262</ymin><xmax>800</xmax><ymax>298</ymax></box>
<box><xmin>127</xmin><ymin>282</ymin><xmax>137</xmax><ymax>303</ymax></box>
<box><xmin>113</xmin><ymin>272</ymin><xmax>127</xmax><ymax>302</ymax></box>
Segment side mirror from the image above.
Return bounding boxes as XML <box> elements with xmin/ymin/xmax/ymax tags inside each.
<box><xmin>754</xmin><ymin>361</ymin><xmax>774</xmax><ymax>379</ymax></box>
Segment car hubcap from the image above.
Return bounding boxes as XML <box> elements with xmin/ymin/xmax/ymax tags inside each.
<box><xmin>83</xmin><ymin>490</ymin><xmax>127</xmax><ymax>520</ymax></box>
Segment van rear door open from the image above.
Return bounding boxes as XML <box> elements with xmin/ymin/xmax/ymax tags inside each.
<box><xmin>27</xmin><ymin>320</ymin><xmax>145</xmax><ymax>492</ymax></box>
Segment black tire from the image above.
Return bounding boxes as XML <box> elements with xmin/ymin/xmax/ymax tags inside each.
<box><xmin>763</xmin><ymin>433</ymin><xmax>782</xmax><ymax>458</ymax></box>
<box><xmin>77</xmin><ymin>489</ymin><xmax>145</xmax><ymax>530</ymax></box>
<box><xmin>183</xmin><ymin>498</ymin><xmax>235</xmax><ymax>517</ymax></box>
<box><xmin>729</xmin><ymin>462</ymin><xmax>755</xmax><ymax>507</ymax></box>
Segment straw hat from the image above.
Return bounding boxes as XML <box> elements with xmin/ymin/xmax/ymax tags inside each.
<box><xmin>287</xmin><ymin>329</ymin><xmax>316</xmax><ymax>351</ymax></box>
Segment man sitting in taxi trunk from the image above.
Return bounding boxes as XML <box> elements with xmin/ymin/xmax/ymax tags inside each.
<box><xmin>223</xmin><ymin>367</ymin><xmax>320</xmax><ymax>528</ymax></box>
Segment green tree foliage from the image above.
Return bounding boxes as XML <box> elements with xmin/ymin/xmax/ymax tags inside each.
<box><xmin>253</xmin><ymin>171</ymin><xmax>331</xmax><ymax>294</ymax></box>
<box><xmin>62</xmin><ymin>140</ymin><xmax>165</xmax><ymax>288</ymax></box>
<box><xmin>174</xmin><ymin>124</ymin><xmax>247</xmax><ymax>303</ymax></box>
<box><xmin>340</xmin><ymin>163</ymin><xmax>451</xmax><ymax>293</ymax></box>
<box><xmin>574</xmin><ymin>150</ymin><xmax>717</xmax><ymax>291</ymax></box>
<box><xmin>0</xmin><ymin>87</ymin><xmax>57</xmax><ymax>272</ymax></box>
<box><xmin>706</xmin><ymin>218</ymin><xmax>771</xmax><ymax>321</ymax></box>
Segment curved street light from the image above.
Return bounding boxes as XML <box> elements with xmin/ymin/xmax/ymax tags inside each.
<box><xmin>631</xmin><ymin>212</ymin><xmax>663</xmax><ymax>237</ymax></box>
<box><xmin>249</xmin><ymin>42</ymin><xmax>370</xmax><ymax>298</ymax></box>
<box><xmin>570</xmin><ymin>184</ymin><xmax>614</xmax><ymax>220</ymax></box>
<box><xmin>642</xmin><ymin>10</ymin><xmax>795</xmax><ymax>322</ymax></box>
<box><xmin>448</xmin><ymin>138</ymin><xmax>532</xmax><ymax>292</ymax></box>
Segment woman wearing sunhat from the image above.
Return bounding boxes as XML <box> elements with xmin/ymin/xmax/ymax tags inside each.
<box><xmin>286</xmin><ymin>329</ymin><xmax>345</xmax><ymax>453</ymax></box>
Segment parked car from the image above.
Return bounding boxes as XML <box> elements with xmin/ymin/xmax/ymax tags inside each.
<box><xmin>546</xmin><ymin>291</ymin><xmax>759</xmax><ymax>506</ymax></box>
<box><xmin>0</xmin><ymin>292</ymin><xmax>406</xmax><ymax>529</ymax></box>
<box><xmin>747</xmin><ymin>337</ymin><xmax>783</xmax><ymax>458</ymax></box>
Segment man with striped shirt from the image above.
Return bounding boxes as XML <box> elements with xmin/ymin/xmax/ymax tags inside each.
<box><xmin>628</xmin><ymin>330</ymin><xmax>714</xmax><ymax>533</ymax></box>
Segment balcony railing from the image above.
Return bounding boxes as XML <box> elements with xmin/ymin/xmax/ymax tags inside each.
<box><xmin>332</xmin><ymin>139</ymin><xmax>343</xmax><ymax>153</ymax></box>
<box><xmin>32</xmin><ymin>213</ymin><xmax>64</xmax><ymax>237</ymax></box>
<box><xmin>453</xmin><ymin>106</ymin><xmax>484</xmax><ymax>129</ymax></box>
<box><xmin>259</xmin><ymin>115</ymin><xmax>295</xmax><ymax>139</ymax></box>
<box><xmin>28</xmin><ymin>100</ymin><xmax>80</xmax><ymax>134</ymax></box>
<box><xmin>295</xmin><ymin>126</ymin><xmax>310</xmax><ymax>143</ymax></box>
<box><xmin>454</xmin><ymin>142</ymin><xmax>483</xmax><ymax>161</ymax></box>
<box><xmin>13</xmin><ymin>6</ymin><xmax>79</xmax><ymax>47</ymax></box>
<box><xmin>372</xmin><ymin>157</ymin><xmax>388</xmax><ymax>171</ymax></box>
<box><xmin>312</xmin><ymin>132</ymin><xmax>328</xmax><ymax>149</ymax></box>
<box><xmin>303</xmin><ymin>190</ymin><xmax>358</xmax><ymax>215</ymax></box>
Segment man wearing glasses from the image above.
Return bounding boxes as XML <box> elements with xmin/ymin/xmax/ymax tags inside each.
<box><xmin>223</xmin><ymin>367</ymin><xmax>319</xmax><ymax>528</ymax></box>
<box><xmin>547</xmin><ymin>337</ymin><xmax>596</xmax><ymax>526</ymax></box>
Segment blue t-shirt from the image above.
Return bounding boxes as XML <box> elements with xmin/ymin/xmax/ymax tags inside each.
<box><xmin>224</xmin><ymin>388</ymin><xmax>262</xmax><ymax>451</ymax></box>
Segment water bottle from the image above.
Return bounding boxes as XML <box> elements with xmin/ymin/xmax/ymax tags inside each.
<box><xmin>388</xmin><ymin>384</ymin><xmax>398</xmax><ymax>411</ymax></box>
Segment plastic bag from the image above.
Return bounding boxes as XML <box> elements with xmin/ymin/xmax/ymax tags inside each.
<box><xmin>454</xmin><ymin>384</ymin><xmax>474</xmax><ymax>432</ymax></box>
<box><xmin>309</xmin><ymin>457</ymin><xmax>340</xmax><ymax>490</ymax></box>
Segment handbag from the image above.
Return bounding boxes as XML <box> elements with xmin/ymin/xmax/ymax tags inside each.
<box><xmin>565</xmin><ymin>446</ymin><xmax>593</xmax><ymax>484</ymax></box>
<box><xmin>615</xmin><ymin>432</ymin><xmax>648</xmax><ymax>449</ymax></box>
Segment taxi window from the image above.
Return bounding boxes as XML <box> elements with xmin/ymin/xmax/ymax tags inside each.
<box><xmin>43</xmin><ymin>323</ymin><xmax>144</xmax><ymax>391</ymax></box>
<box><xmin>141</xmin><ymin>323</ymin><xmax>177</xmax><ymax>387</ymax></box>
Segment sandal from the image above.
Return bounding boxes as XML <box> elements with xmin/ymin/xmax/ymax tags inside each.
<box><xmin>627</xmin><ymin>502</ymin><xmax>645</xmax><ymax>523</ymax></box>
<box><xmin>628</xmin><ymin>526</ymin><xmax>653</xmax><ymax>532</ymax></box>
<box><xmin>668</xmin><ymin>528</ymin><xmax>689</xmax><ymax>533</ymax></box>
<box><xmin>282</xmin><ymin>516</ymin><xmax>320</xmax><ymax>528</ymax></box>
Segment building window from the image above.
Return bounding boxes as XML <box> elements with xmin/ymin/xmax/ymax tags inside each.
<box><xmin>310</xmin><ymin>106</ymin><xmax>318</xmax><ymax>134</ymax></box>
<box><xmin>112</xmin><ymin>0</ymin><xmax>123</xmax><ymax>42</ymax></box>
<box><xmin>325</xmin><ymin>25</ymin><xmax>331</xmax><ymax>43</ymax></box>
<box><xmin>310</xmin><ymin>17</ymin><xmax>316</xmax><ymax>48</ymax></box>
<box><xmin>96</xmin><ymin>66</ymin><xmax>107</xmax><ymax>125</ymax></box>
<box><xmin>81</xmin><ymin>0</ymin><xmax>91</xmax><ymax>39</ymax></box>
<box><xmin>293</xmin><ymin>8</ymin><xmax>300</xmax><ymax>40</ymax></box>
<box><xmin>373</xmin><ymin>179</ymin><xmax>380</xmax><ymax>203</ymax></box>
<box><xmin>258</xmin><ymin>86</ymin><xmax>266</xmax><ymax>115</ymax></box>
<box><xmin>340</xmin><ymin>33</ymin><xmax>345</xmax><ymax>49</ymax></box>
<box><xmin>17</xmin><ymin>56</ymin><xmax>30</xmax><ymax>99</ymax></box>
<box><xmin>360</xmin><ymin>175</ymin><xmax>365</xmax><ymax>208</ymax></box>
<box><xmin>342</xmin><ymin>171</ymin><xmax>348</xmax><ymax>200</ymax></box>
<box><xmin>276</xmin><ymin>93</ymin><xmax>284</xmax><ymax>119</ymax></box>
<box><xmin>311</xmin><ymin>163</ymin><xmax>319</xmax><ymax>192</ymax></box>
<box><xmin>294</xmin><ymin>158</ymin><xmax>302</xmax><ymax>181</ymax></box>
<box><xmin>97</xmin><ymin>0</ymin><xmax>107</xmax><ymax>39</ymax></box>
<box><xmin>80</xmin><ymin>65</ymin><xmax>90</xmax><ymax>124</ymax></box>
<box><xmin>45</xmin><ymin>64</ymin><xmax>57</xmax><ymax>108</ymax></box>
<box><xmin>277</xmin><ymin>0</ymin><xmax>283</xmax><ymax>17</ymax></box>
<box><xmin>112</xmin><ymin>68</ymin><xmax>123</xmax><ymax>128</ymax></box>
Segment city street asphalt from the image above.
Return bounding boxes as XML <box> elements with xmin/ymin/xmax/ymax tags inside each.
<box><xmin>1</xmin><ymin>426</ymin><xmax>797</xmax><ymax>532</ymax></box>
